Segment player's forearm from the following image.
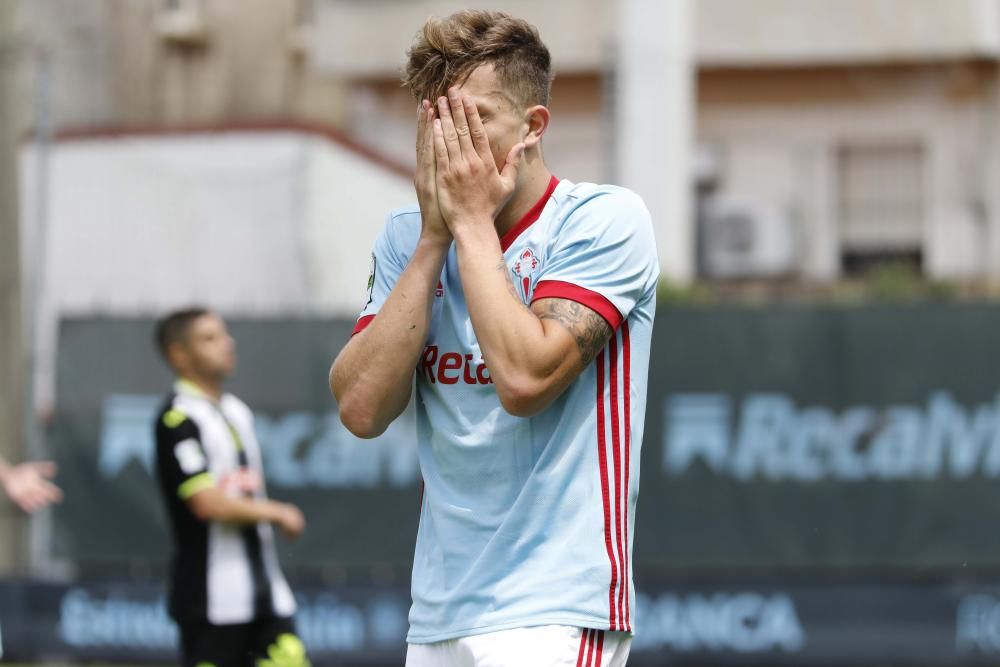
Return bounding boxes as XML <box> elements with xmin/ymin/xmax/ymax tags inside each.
<box><xmin>191</xmin><ymin>491</ymin><xmax>286</xmax><ymax>526</ymax></box>
<box><xmin>331</xmin><ymin>236</ymin><xmax>449</xmax><ymax>437</ymax></box>
<box><xmin>452</xmin><ymin>224</ymin><xmax>565</xmax><ymax>414</ymax></box>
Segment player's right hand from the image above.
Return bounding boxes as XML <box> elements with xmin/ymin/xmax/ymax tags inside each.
<box><xmin>415</xmin><ymin>100</ymin><xmax>451</xmax><ymax>247</ymax></box>
<box><xmin>275</xmin><ymin>503</ymin><xmax>305</xmax><ymax>540</ymax></box>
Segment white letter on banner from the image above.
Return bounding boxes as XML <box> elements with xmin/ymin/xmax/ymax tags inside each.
<box><xmin>726</xmin><ymin>593</ymin><xmax>765</xmax><ymax>652</ymax></box>
<box><xmin>956</xmin><ymin>594</ymin><xmax>995</xmax><ymax>652</ymax></box>
<box><xmin>984</xmin><ymin>395</ymin><xmax>1000</xmax><ymax>477</ymax></box>
<box><xmin>308</xmin><ymin>414</ymin><xmax>380</xmax><ymax>488</ymax></box>
<box><xmin>255</xmin><ymin>413</ymin><xmax>315</xmax><ymax>487</ymax></box>
<box><xmin>662</xmin><ymin>394</ymin><xmax>731</xmax><ymax>475</ymax></box>
<box><xmin>732</xmin><ymin>395</ymin><xmax>794</xmax><ymax>480</ymax></box>
<box><xmin>923</xmin><ymin>392</ymin><xmax>993</xmax><ymax>479</ymax></box>
<box><xmin>868</xmin><ymin>407</ymin><xmax>922</xmax><ymax>480</ymax></box>
<box><xmin>765</xmin><ymin>594</ymin><xmax>806</xmax><ymax>652</ymax></box>
<box><xmin>832</xmin><ymin>407</ymin><xmax>874</xmax><ymax>481</ymax></box>
<box><xmin>787</xmin><ymin>408</ymin><xmax>835</xmax><ymax>482</ymax></box>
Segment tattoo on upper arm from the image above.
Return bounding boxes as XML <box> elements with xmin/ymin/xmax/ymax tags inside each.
<box><xmin>534</xmin><ymin>299</ymin><xmax>613</xmax><ymax>367</ymax></box>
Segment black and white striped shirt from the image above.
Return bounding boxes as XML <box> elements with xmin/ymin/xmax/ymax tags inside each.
<box><xmin>154</xmin><ymin>379</ymin><xmax>296</xmax><ymax>625</ymax></box>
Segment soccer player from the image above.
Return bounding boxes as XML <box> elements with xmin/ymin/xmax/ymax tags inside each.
<box><xmin>0</xmin><ymin>456</ymin><xmax>61</xmax><ymax>512</ymax></box>
<box><xmin>154</xmin><ymin>308</ymin><xmax>309</xmax><ymax>667</ymax></box>
<box><xmin>330</xmin><ymin>10</ymin><xmax>659</xmax><ymax>666</ymax></box>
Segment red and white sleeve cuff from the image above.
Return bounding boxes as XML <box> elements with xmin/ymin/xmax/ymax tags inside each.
<box><xmin>531</xmin><ymin>280</ymin><xmax>623</xmax><ymax>330</ymax></box>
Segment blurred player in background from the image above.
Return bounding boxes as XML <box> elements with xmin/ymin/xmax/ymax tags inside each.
<box><xmin>154</xmin><ymin>308</ymin><xmax>309</xmax><ymax>667</ymax></box>
<box><xmin>331</xmin><ymin>10</ymin><xmax>659</xmax><ymax>666</ymax></box>
<box><xmin>0</xmin><ymin>456</ymin><xmax>61</xmax><ymax>512</ymax></box>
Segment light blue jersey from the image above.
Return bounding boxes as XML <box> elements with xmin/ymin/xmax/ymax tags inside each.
<box><xmin>355</xmin><ymin>177</ymin><xmax>659</xmax><ymax>643</ymax></box>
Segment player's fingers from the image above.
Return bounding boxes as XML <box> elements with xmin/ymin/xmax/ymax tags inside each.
<box><xmin>432</xmin><ymin>118</ymin><xmax>450</xmax><ymax>172</ymax></box>
<box><xmin>500</xmin><ymin>143</ymin><xmax>526</xmax><ymax>188</ymax></box>
<box><xmin>419</xmin><ymin>106</ymin><xmax>436</xmax><ymax>173</ymax></box>
<box><xmin>30</xmin><ymin>461</ymin><xmax>57</xmax><ymax>478</ymax></box>
<box><xmin>41</xmin><ymin>480</ymin><xmax>62</xmax><ymax>503</ymax></box>
<box><xmin>436</xmin><ymin>96</ymin><xmax>463</xmax><ymax>164</ymax></box>
<box><xmin>447</xmin><ymin>88</ymin><xmax>476</xmax><ymax>160</ymax></box>
<box><xmin>415</xmin><ymin>101</ymin><xmax>426</xmax><ymax>154</ymax></box>
<box><xmin>463</xmin><ymin>94</ymin><xmax>494</xmax><ymax>168</ymax></box>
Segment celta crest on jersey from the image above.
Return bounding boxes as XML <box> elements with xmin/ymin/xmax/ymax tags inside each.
<box><xmin>511</xmin><ymin>247</ymin><xmax>540</xmax><ymax>302</ymax></box>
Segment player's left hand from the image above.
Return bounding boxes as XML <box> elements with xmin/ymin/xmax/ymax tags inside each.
<box><xmin>0</xmin><ymin>461</ymin><xmax>62</xmax><ymax>513</ymax></box>
<box><xmin>432</xmin><ymin>88</ymin><xmax>525</xmax><ymax>231</ymax></box>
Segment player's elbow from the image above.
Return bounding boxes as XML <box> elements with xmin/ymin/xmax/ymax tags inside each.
<box><xmin>187</xmin><ymin>492</ymin><xmax>221</xmax><ymax>522</ymax></box>
<box><xmin>329</xmin><ymin>362</ymin><xmax>380</xmax><ymax>437</ymax></box>
<box><xmin>329</xmin><ymin>357</ymin><xmax>347</xmax><ymax>403</ymax></box>
<box><xmin>496</xmin><ymin>376</ymin><xmax>552</xmax><ymax>418</ymax></box>
<box><xmin>337</xmin><ymin>395</ymin><xmax>389</xmax><ymax>439</ymax></box>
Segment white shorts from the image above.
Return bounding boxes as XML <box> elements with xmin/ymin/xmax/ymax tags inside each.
<box><xmin>405</xmin><ymin>625</ymin><xmax>631</xmax><ymax>667</ymax></box>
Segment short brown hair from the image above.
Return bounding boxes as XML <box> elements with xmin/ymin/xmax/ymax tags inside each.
<box><xmin>403</xmin><ymin>10</ymin><xmax>552</xmax><ymax>109</ymax></box>
<box><xmin>155</xmin><ymin>307</ymin><xmax>210</xmax><ymax>360</ymax></box>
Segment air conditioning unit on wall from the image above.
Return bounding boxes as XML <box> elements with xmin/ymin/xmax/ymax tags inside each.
<box><xmin>699</xmin><ymin>194</ymin><xmax>798</xmax><ymax>279</ymax></box>
<box><xmin>156</xmin><ymin>0</ymin><xmax>210</xmax><ymax>46</ymax></box>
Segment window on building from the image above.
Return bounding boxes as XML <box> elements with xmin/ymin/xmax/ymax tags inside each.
<box><xmin>837</xmin><ymin>142</ymin><xmax>924</xmax><ymax>274</ymax></box>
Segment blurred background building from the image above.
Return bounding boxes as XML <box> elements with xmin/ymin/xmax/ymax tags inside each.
<box><xmin>4</xmin><ymin>0</ymin><xmax>1000</xmax><ymax>665</ymax></box>
<box><xmin>14</xmin><ymin>0</ymin><xmax>1000</xmax><ymax>288</ymax></box>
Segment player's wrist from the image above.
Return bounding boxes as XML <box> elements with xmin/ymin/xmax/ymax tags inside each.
<box><xmin>450</xmin><ymin>218</ymin><xmax>497</xmax><ymax>248</ymax></box>
<box><xmin>416</xmin><ymin>231</ymin><xmax>452</xmax><ymax>252</ymax></box>
<box><xmin>261</xmin><ymin>500</ymin><xmax>285</xmax><ymax>523</ymax></box>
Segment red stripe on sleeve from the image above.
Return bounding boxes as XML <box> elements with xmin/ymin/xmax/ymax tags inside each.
<box><xmin>622</xmin><ymin>321</ymin><xmax>632</xmax><ymax>632</ymax></box>
<box><xmin>610</xmin><ymin>333</ymin><xmax>626</xmax><ymax>630</ymax></box>
<box><xmin>596</xmin><ymin>350</ymin><xmax>619</xmax><ymax>630</ymax></box>
<box><xmin>352</xmin><ymin>314</ymin><xmax>375</xmax><ymax>336</ymax></box>
<box><xmin>531</xmin><ymin>281</ymin><xmax>623</xmax><ymax>331</ymax></box>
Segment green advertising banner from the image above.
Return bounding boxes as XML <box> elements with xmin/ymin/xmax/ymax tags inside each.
<box><xmin>48</xmin><ymin>305</ymin><xmax>1000</xmax><ymax>575</ymax></box>
<box><xmin>50</xmin><ymin>317</ymin><xmax>421</xmax><ymax>573</ymax></box>
<box><xmin>641</xmin><ymin>305</ymin><xmax>1000</xmax><ymax>573</ymax></box>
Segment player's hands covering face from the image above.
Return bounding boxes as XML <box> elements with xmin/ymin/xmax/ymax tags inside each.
<box><xmin>432</xmin><ymin>88</ymin><xmax>525</xmax><ymax>231</ymax></box>
<box><xmin>415</xmin><ymin>100</ymin><xmax>451</xmax><ymax>246</ymax></box>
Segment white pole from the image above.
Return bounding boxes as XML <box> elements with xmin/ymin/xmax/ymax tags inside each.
<box><xmin>616</xmin><ymin>0</ymin><xmax>696</xmax><ymax>284</ymax></box>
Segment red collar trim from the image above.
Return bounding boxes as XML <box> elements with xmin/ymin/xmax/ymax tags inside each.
<box><xmin>499</xmin><ymin>176</ymin><xmax>560</xmax><ymax>252</ymax></box>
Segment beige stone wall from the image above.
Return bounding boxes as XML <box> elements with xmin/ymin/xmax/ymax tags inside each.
<box><xmin>695</xmin><ymin>0</ymin><xmax>1000</xmax><ymax>65</ymax></box>
<box><xmin>16</xmin><ymin>0</ymin><xmax>348</xmax><ymax>132</ymax></box>
<box><xmin>311</xmin><ymin>0</ymin><xmax>1000</xmax><ymax>76</ymax></box>
<box><xmin>310</xmin><ymin>0</ymin><xmax>612</xmax><ymax>76</ymax></box>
